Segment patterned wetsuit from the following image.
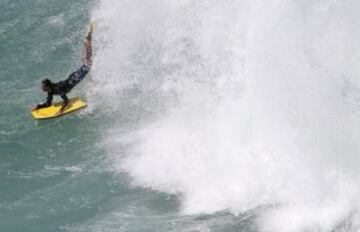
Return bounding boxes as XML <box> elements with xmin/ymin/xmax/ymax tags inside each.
<box><xmin>37</xmin><ymin>64</ymin><xmax>90</xmax><ymax>109</ymax></box>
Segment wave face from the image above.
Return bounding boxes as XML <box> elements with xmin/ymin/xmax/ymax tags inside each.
<box><xmin>91</xmin><ymin>0</ymin><xmax>360</xmax><ymax>231</ymax></box>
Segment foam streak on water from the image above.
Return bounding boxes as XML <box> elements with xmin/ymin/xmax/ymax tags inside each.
<box><xmin>91</xmin><ymin>1</ymin><xmax>360</xmax><ymax>231</ymax></box>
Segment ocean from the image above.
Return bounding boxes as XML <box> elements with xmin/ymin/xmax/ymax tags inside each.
<box><xmin>2</xmin><ymin>0</ymin><xmax>360</xmax><ymax>231</ymax></box>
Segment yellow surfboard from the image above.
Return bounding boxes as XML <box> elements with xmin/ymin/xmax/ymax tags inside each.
<box><xmin>31</xmin><ymin>97</ymin><xmax>87</xmax><ymax>120</ymax></box>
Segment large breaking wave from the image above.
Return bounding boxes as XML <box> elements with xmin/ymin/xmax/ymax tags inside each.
<box><xmin>90</xmin><ymin>0</ymin><xmax>360</xmax><ymax>231</ymax></box>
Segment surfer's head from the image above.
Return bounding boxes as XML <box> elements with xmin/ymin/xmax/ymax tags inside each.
<box><xmin>41</xmin><ymin>79</ymin><xmax>52</xmax><ymax>92</ymax></box>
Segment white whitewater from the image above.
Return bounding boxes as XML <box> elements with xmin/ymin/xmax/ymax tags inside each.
<box><xmin>90</xmin><ymin>0</ymin><xmax>360</xmax><ymax>231</ymax></box>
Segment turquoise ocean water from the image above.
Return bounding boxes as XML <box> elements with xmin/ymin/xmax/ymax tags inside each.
<box><xmin>3</xmin><ymin>1</ymin><xmax>360</xmax><ymax>232</ymax></box>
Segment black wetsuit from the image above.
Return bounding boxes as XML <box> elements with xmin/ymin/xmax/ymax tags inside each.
<box><xmin>37</xmin><ymin>64</ymin><xmax>90</xmax><ymax>109</ymax></box>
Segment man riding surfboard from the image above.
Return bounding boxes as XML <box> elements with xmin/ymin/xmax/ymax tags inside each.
<box><xmin>33</xmin><ymin>24</ymin><xmax>93</xmax><ymax>115</ymax></box>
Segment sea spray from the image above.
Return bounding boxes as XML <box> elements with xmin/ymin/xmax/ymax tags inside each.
<box><xmin>91</xmin><ymin>0</ymin><xmax>360</xmax><ymax>231</ymax></box>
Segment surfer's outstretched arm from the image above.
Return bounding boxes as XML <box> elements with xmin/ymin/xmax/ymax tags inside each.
<box><xmin>82</xmin><ymin>24</ymin><xmax>93</xmax><ymax>67</ymax></box>
<box><xmin>34</xmin><ymin>93</ymin><xmax>53</xmax><ymax>110</ymax></box>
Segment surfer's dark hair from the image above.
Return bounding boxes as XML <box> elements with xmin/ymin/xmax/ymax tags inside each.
<box><xmin>42</xmin><ymin>79</ymin><xmax>52</xmax><ymax>87</ymax></box>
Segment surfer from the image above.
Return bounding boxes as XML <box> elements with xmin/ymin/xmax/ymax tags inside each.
<box><xmin>33</xmin><ymin>24</ymin><xmax>93</xmax><ymax>114</ymax></box>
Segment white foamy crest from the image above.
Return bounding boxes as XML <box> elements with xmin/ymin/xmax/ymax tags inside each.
<box><xmin>91</xmin><ymin>0</ymin><xmax>360</xmax><ymax>231</ymax></box>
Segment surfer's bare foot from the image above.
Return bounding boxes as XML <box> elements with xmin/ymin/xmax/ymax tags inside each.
<box><xmin>89</xmin><ymin>23</ymin><xmax>94</xmax><ymax>34</ymax></box>
<box><xmin>82</xmin><ymin>23</ymin><xmax>93</xmax><ymax>67</ymax></box>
